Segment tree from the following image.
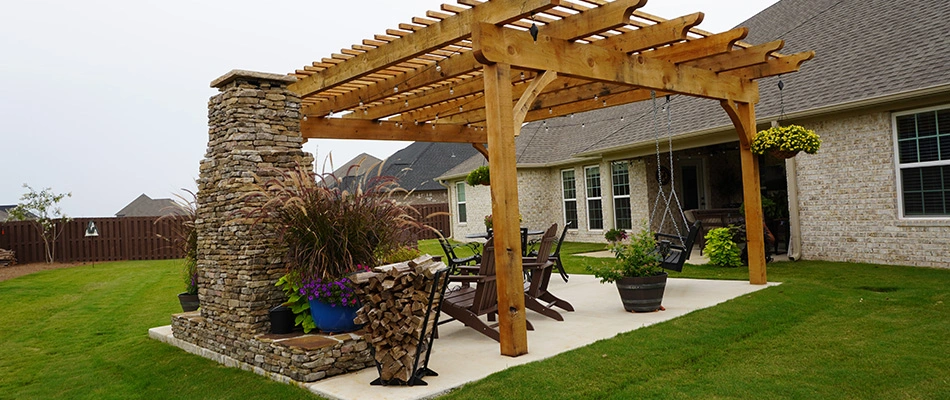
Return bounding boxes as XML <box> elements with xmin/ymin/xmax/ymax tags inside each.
<box><xmin>8</xmin><ymin>184</ymin><xmax>72</xmax><ymax>263</ymax></box>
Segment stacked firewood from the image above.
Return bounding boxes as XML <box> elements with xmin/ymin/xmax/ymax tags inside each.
<box><xmin>352</xmin><ymin>255</ymin><xmax>448</xmax><ymax>383</ymax></box>
<box><xmin>0</xmin><ymin>248</ymin><xmax>15</xmax><ymax>266</ymax></box>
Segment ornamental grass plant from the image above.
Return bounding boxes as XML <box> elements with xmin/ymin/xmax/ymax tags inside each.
<box><xmin>750</xmin><ymin>124</ymin><xmax>821</xmax><ymax>155</ymax></box>
<box><xmin>245</xmin><ymin>162</ymin><xmax>424</xmax><ymax>330</ymax></box>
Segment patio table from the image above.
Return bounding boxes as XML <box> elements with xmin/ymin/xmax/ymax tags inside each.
<box><xmin>466</xmin><ymin>228</ymin><xmax>544</xmax><ymax>256</ymax></box>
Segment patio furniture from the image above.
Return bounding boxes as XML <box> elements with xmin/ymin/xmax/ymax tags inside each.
<box><xmin>465</xmin><ymin>228</ymin><xmax>544</xmax><ymax>256</ymax></box>
<box><xmin>522</xmin><ymin>224</ymin><xmax>574</xmax><ymax>321</ymax></box>
<box><xmin>654</xmin><ymin>220</ymin><xmax>702</xmax><ymax>272</ymax></box>
<box><xmin>437</xmin><ymin>236</ymin><xmax>481</xmax><ymax>270</ymax></box>
<box><xmin>684</xmin><ymin>208</ymin><xmax>744</xmax><ymax>255</ymax></box>
<box><xmin>438</xmin><ymin>239</ymin><xmax>534</xmax><ymax>342</ymax></box>
<box><xmin>527</xmin><ymin>221</ymin><xmax>572</xmax><ymax>282</ymax></box>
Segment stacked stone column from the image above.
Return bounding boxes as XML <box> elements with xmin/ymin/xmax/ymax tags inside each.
<box><xmin>197</xmin><ymin>70</ymin><xmax>313</xmax><ymax>336</ymax></box>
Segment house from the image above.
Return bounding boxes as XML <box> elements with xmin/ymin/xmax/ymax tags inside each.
<box><xmin>0</xmin><ymin>205</ymin><xmax>38</xmax><ymax>222</ymax></box>
<box><xmin>378</xmin><ymin>142</ymin><xmax>478</xmax><ymax>205</ymax></box>
<box><xmin>115</xmin><ymin>194</ymin><xmax>183</xmax><ymax>217</ymax></box>
<box><xmin>440</xmin><ymin>0</ymin><xmax>950</xmax><ymax>268</ymax></box>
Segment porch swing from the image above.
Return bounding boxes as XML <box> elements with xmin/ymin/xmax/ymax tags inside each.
<box><xmin>649</xmin><ymin>92</ymin><xmax>702</xmax><ymax>272</ymax></box>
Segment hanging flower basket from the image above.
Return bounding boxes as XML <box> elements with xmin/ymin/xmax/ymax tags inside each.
<box><xmin>750</xmin><ymin>124</ymin><xmax>821</xmax><ymax>157</ymax></box>
<box><xmin>466</xmin><ymin>165</ymin><xmax>490</xmax><ymax>186</ymax></box>
<box><xmin>768</xmin><ymin>149</ymin><xmax>800</xmax><ymax>159</ymax></box>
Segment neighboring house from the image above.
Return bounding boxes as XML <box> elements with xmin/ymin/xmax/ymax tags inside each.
<box><xmin>0</xmin><ymin>205</ymin><xmax>39</xmax><ymax>221</ymax></box>
<box><xmin>378</xmin><ymin>142</ymin><xmax>478</xmax><ymax>205</ymax></box>
<box><xmin>440</xmin><ymin>0</ymin><xmax>950</xmax><ymax>268</ymax></box>
<box><xmin>115</xmin><ymin>194</ymin><xmax>182</xmax><ymax>217</ymax></box>
<box><xmin>328</xmin><ymin>153</ymin><xmax>383</xmax><ymax>192</ymax></box>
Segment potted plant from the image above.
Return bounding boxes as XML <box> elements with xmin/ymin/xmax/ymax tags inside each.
<box><xmin>247</xmin><ymin>163</ymin><xmax>421</xmax><ymax>334</ymax></box>
<box><xmin>604</xmin><ymin>228</ymin><xmax>627</xmax><ymax>244</ymax></box>
<box><xmin>750</xmin><ymin>124</ymin><xmax>821</xmax><ymax>159</ymax></box>
<box><xmin>466</xmin><ymin>165</ymin><xmax>490</xmax><ymax>186</ymax></box>
<box><xmin>159</xmin><ymin>189</ymin><xmax>200</xmax><ymax>312</ymax></box>
<box><xmin>587</xmin><ymin>224</ymin><xmax>666</xmax><ymax>312</ymax></box>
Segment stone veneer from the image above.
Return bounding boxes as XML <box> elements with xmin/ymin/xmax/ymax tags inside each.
<box><xmin>170</xmin><ymin>70</ymin><xmax>372</xmax><ymax>383</ymax></box>
<box><xmin>795</xmin><ymin>111</ymin><xmax>950</xmax><ymax>268</ymax></box>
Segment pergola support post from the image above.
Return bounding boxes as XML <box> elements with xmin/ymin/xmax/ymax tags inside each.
<box><xmin>483</xmin><ymin>62</ymin><xmax>529</xmax><ymax>356</ymax></box>
<box><xmin>722</xmin><ymin>100</ymin><xmax>767</xmax><ymax>284</ymax></box>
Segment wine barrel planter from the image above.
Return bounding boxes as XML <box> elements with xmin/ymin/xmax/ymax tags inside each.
<box><xmin>615</xmin><ymin>272</ymin><xmax>668</xmax><ymax>312</ymax></box>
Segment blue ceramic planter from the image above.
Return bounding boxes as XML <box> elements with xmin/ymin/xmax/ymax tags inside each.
<box><xmin>308</xmin><ymin>299</ymin><xmax>362</xmax><ymax>333</ymax></box>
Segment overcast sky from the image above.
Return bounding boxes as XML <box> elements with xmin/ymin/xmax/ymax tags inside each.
<box><xmin>0</xmin><ymin>0</ymin><xmax>777</xmax><ymax>217</ymax></box>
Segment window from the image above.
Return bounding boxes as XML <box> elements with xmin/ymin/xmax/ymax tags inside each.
<box><xmin>585</xmin><ymin>166</ymin><xmax>604</xmax><ymax>230</ymax></box>
<box><xmin>611</xmin><ymin>162</ymin><xmax>632</xmax><ymax>230</ymax></box>
<box><xmin>456</xmin><ymin>182</ymin><xmax>467</xmax><ymax>223</ymax></box>
<box><xmin>894</xmin><ymin>106</ymin><xmax>950</xmax><ymax>217</ymax></box>
<box><xmin>561</xmin><ymin>169</ymin><xmax>578</xmax><ymax>229</ymax></box>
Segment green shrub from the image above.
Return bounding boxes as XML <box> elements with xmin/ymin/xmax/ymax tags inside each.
<box><xmin>703</xmin><ymin>227</ymin><xmax>743</xmax><ymax>267</ymax></box>
<box><xmin>587</xmin><ymin>224</ymin><xmax>662</xmax><ymax>283</ymax></box>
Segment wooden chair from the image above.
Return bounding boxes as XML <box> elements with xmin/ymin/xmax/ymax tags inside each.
<box><xmin>526</xmin><ymin>221</ymin><xmax>572</xmax><ymax>282</ymax></box>
<box><xmin>439</xmin><ymin>239</ymin><xmax>533</xmax><ymax>341</ymax></box>
<box><xmin>522</xmin><ymin>224</ymin><xmax>574</xmax><ymax>321</ymax></box>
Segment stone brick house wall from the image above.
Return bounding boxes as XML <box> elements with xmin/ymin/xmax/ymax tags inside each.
<box><xmin>794</xmin><ymin>110</ymin><xmax>950</xmax><ymax>268</ymax></box>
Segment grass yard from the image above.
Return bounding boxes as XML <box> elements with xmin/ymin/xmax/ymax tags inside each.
<box><xmin>0</xmin><ymin>260</ymin><xmax>314</xmax><ymax>399</ymax></box>
<box><xmin>1</xmin><ymin>246</ymin><xmax>948</xmax><ymax>399</ymax></box>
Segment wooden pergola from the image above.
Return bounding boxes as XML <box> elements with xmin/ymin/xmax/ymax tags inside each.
<box><xmin>287</xmin><ymin>0</ymin><xmax>814</xmax><ymax>357</ymax></box>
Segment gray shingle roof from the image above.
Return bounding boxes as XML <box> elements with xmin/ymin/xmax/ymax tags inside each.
<box><xmin>503</xmin><ymin>0</ymin><xmax>950</xmax><ymax>164</ymax></box>
<box><xmin>115</xmin><ymin>194</ymin><xmax>182</xmax><ymax>217</ymax></box>
<box><xmin>379</xmin><ymin>142</ymin><xmax>480</xmax><ymax>191</ymax></box>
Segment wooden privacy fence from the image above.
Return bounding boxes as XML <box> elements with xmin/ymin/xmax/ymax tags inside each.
<box><xmin>411</xmin><ymin>203</ymin><xmax>450</xmax><ymax>241</ymax></box>
<box><xmin>0</xmin><ymin>217</ymin><xmax>186</xmax><ymax>265</ymax></box>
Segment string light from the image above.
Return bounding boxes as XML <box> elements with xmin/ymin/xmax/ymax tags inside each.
<box><xmin>450</xmin><ymin>87</ymin><xmax>454</xmax><ymax>95</ymax></box>
<box><xmin>394</xmin><ymin>85</ymin><xmax>399</xmax><ymax>93</ymax></box>
<box><xmin>405</xmin><ymin>100</ymin><xmax>409</xmax><ymax>107</ymax></box>
<box><xmin>436</xmin><ymin>64</ymin><xmax>441</xmax><ymax>72</ymax></box>
<box><xmin>520</xmin><ymin>71</ymin><xmax>525</xmax><ymax>80</ymax></box>
<box><xmin>603</xmin><ymin>100</ymin><xmax>607</xmax><ymax>106</ymax></box>
<box><xmin>358</xmin><ymin>100</ymin><xmax>364</xmax><ymax>107</ymax></box>
<box><xmin>459</xmin><ymin>105</ymin><xmax>463</xmax><ymax>112</ymax></box>
<box><xmin>549</xmin><ymin>108</ymin><xmax>553</xmax><ymax>114</ymax></box>
<box><xmin>594</xmin><ymin>95</ymin><xmax>598</xmax><ymax>101</ymax></box>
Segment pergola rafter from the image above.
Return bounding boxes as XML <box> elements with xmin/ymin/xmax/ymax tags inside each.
<box><xmin>288</xmin><ymin>0</ymin><xmax>814</xmax><ymax>357</ymax></box>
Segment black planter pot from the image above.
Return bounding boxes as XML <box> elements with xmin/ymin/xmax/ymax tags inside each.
<box><xmin>269</xmin><ymin>305</ymin><xmax>295</xmax><ymax>334</ymax></box>
<box><xmin>178</xmin><ymin>293</ymin><xmax>200</xmax><ymax>312</ymax></box>
<box><xmin>615</xmin><ymin>272</ymin><xmax>668</xmax><ymax>312</ymax></box>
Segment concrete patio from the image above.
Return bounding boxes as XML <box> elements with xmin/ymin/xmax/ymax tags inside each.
<box><xmin>152</xmin><ymin>274</ymin><xmax>777</xmax><ymax>400</ymax></box>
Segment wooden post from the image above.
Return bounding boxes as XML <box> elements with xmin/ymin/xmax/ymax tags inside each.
<box><xmin>735</xmin><ymin>102</ymin><xmax>767</xmax><ymax>284</ymax></box>
<box><xmin>483</xmin><ymin>62</ymin><xmax>529</xmax><ymax>356</ymax></box>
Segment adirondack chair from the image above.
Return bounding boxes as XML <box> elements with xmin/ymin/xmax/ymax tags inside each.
<box><xmin>526</xmin><ymin>221</ymin><xmax>572</xmax><ymax>282</ymax></box>
<box><xmin>522</xmin><ymin>224</ymin><xmax>574</xmax><ymax>321</ymax></box>
<box><xmin>439</xmin><ymin>239</ymin><xmax>533</xmax><ymax>341</ymax></box>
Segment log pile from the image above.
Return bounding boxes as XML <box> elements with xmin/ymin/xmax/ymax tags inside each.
<box><xmin>0</xmin><ymin>248</ymin><xmax>15</xmax><ymax>266</ymax></box>
<box><xmin>352</xmin><ymin>255</ymin><xmax>449</xmax><ymax>384</ymax></box>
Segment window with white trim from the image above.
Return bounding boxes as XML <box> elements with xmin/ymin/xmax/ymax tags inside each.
<box><xmin>611</xmin><ymin>161</ymin><xmax>632</xmax><ymax>230</ymax></box>
<box><xmin>585</xmin><ymin>165</ymin><xmax>604</xmax><ymax>230</ymax></box>
<box><xmin>456</xmin><ymin>182</ymin><xmax>467</xmax><ymax>223</ymax></box>
<box><xmin>894</xmin><ymin>106</ymin><xmax>950</xmax><ymax>218</ymax></box>
<box><xmin>561</xmin><ymin>169</ymin><xmax>578</xmax><ymax>229</ymax></box>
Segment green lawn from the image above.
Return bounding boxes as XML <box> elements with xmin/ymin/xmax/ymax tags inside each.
<box><xmin>0</xmin><ymin>260</ymin><xmax>314</xmax><ymax>399</ymax></box>
<box><xmin>1</xmin><ymin>251</ymin><xmax>948</xmax><ymax>399</ymax></box>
